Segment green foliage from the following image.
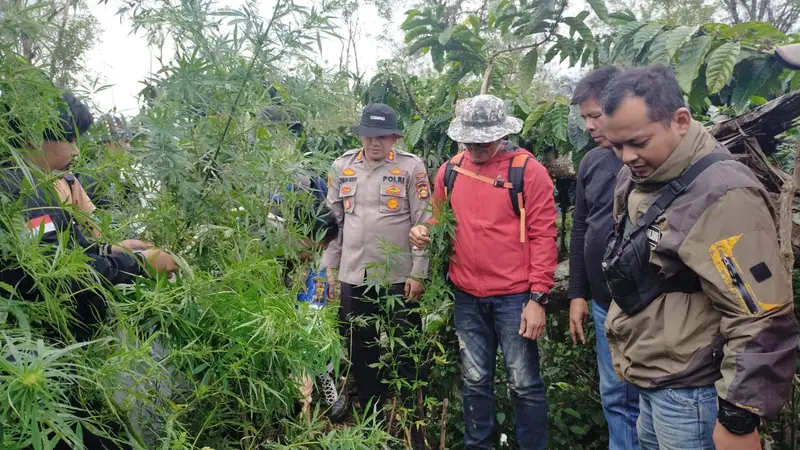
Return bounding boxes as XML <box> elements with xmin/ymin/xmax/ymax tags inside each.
<box><xmin>607</xmin><ymin>14</ymin><xmax>799</xmax><ymax>116</ymax></box>
<box><xmin>518</xmin><ymin>48</ymin><xmax>539</xmax><ymax>90</ymax></box>
<box><xmin>705</xmin><ymin>41</ymin><xmax>741</xmax><ymax>94</ymax></box>
<box><xmin>0</xmin><ymin>0</ymin><xmax>100</xmax><ymax>88</ymax></box>
<box><xmin>0</xmin><ymin>1</ymin><xmax>389</xmax><ymax>448</ymax></box>
<box><xmin>3</xmin><ymin>0</ymin><xmax>800</xmax><ymax>447</ymax></box>
<box><xmin>540</xmin><ymin>309</ymin><xmax>607</xmax><ymax>449</ymax></box>
<box><xmin>674</xmin><ymin>35</ymin><xmax>713</xmax><ymax>94</ymax></box>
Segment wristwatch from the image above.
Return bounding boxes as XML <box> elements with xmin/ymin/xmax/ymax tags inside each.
<box><xmin>718</xmin><ymin>397</ymin><xmax>760</xmax><ymax>435</ymax></box>
<box><xmin>528</xmin><ymin>292</ymin><xmax>549</xmax><ymax>307</ymax></box>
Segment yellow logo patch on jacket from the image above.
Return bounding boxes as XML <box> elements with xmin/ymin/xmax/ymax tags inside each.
<box><xmin>709</xmin><ymin>234</ymin><xmax>781</xmax><ymax>314</ymax></box>
<box><xmin>386</xmin><ymin>198</ymin><xmax>399</xmax><ymax>210</ymax></box>
<box><xmin>342</xmin><ymin>168</ymin><xmax>355</xmax><ymax>176</ymax></box>
<box><xmin>389</xmin><ymin>167</ymin><xmax>403</xmax><ymax>175</ymax></box>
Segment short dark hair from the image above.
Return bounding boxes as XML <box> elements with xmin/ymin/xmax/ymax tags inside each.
<box><xmin>571</xmin><ymin>66</ymin><xmax>622</xmax><ymax>105</ymax></box>
<box><xmin>600</xmin><ymin>65</ymin><xmax>686</xmax><ymax>125</ymax></box>
<box><xmin>44</xmin><ymin>92</ymin><xmax>93</xmax><ymax>142</ymax></box>
<box><xmin>6</xmin><ymin>91</ymin><xmax>93</xmax><ymax>147</ymax></box>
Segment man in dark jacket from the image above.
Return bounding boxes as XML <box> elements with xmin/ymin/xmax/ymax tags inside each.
<box><xmin>2</xmin><ymin>92</ymin><xmax>178</xmax><ymax>339</ymax></box>
<box><xmin>1</xmin><ymin>90</ymin><xmax>178</xmax><ymax>449</ymax></box>
<box><xmin>568</xmin><ymin>67</ymin><xmax>640</xmax><ymax>450</ymax></box>
<box><xmin>602</xmin><ymin>65</ymin><xmax>796</xmax><ymax>450</ymax></box>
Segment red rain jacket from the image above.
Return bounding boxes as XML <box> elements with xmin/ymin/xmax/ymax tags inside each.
<box><xmin>431</xmin><ymin>147</ymin><xmax>558</xmax><ymax>297</ymax></box>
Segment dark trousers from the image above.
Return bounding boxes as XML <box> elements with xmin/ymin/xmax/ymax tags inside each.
<box><xmin>454</xmin><ymin>289</ymin><xmax>548</xmax><ymax>450</ymax></box>
<box><xmin>23</xmin><ymin>411</ymin><xmax>131</xmax><ymax>450</ymax></box>
<box><xmin>339</xmin><ymin>282</ymin><xmax>424</xmax><ymax>410</ymax></box>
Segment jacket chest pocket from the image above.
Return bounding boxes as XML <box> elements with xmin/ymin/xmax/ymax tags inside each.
<box><xmin>379</xmin><ymin>182</ymin><xmax>407</xmax><ymax>214</ymax></box>
<box><xmin>340</xmin><ymin>184</ymin><xmax>356</xmax><ymax>214</ymax></box>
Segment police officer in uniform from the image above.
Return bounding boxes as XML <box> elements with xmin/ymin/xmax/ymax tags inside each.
<box><xmin>323</xmin><ymin>104</ymin><xmax>432</xmax><ymax>427</ymax></box>
<box><xmin>600</xmin><ymin>65</ymin><xmax>797</xmax><ymax>450</ymax></box>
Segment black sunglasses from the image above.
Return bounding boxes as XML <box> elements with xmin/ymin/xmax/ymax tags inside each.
<box><xmin>464</xmin><ymin>142</ymin><xmax>494</xmax><ymax>149</ymax></box>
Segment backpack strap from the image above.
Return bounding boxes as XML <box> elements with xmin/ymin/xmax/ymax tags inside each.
<box><xmin>444</xmin><ymin>151</ymin><xmax>467</xmax><ymax>198</ymax></box>
<box><xmin>625</xmin><ymin>152</ymin><xmax>733</xmax><ymax>242</ymax></box>
<box><xmin>508</xmin><ymin>153</ymin><xmax>529</xmax><ymax>217</ymax></box>
<box><xmin>508</xmin><ymin>153</ymin><xmax>530</xmax><ymax>244</ymax></box>
<box><xmin>445</xmin><ymin>146</ymin><xmax>532</xmax><ymax>245</ymax></box>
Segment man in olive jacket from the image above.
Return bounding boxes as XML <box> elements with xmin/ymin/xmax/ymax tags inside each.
<box><xmin>601</xmin><ymin>65</ymin><xmax>797</xmax><ymax>450</ymax></box>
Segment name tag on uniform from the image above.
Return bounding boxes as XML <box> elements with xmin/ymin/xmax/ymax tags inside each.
<box><xmin>382</xmin><ymin>175</ymin><xmax>406</xmax><ymax>183</ymax></box>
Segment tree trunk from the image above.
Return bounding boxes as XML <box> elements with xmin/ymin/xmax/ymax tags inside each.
<box><xmin>50</xmin><ymin>0</ymin><xmax>72</xmax><ymax>79</ymax></box>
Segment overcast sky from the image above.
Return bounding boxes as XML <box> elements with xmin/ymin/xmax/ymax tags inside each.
<box><xmin>85</xmin><ymin>0</ymin><xmax>396</xmax><ymax>115</ymax></box>
<box><xmin>85</xmin><ymin>0</ymin><xmax>588</xmax><ymax>116</ymax></box>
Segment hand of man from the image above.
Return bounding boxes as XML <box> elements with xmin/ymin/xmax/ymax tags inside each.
<box><xmin>569</xmin><ymin>298</ymin><xmax>589</xmax><ymax>345</ymax></box>
<box><xmin>405</xmin><ymin>278</ymin><xmax>424</xmax><ymax>300</ymax></box>
<box><xmin>409</xmin><ymin>225</ymin><xmax>431</xmax><ymax>250</ymax></box>
<box><xmin>519</xmin><ymin>301</ymin><xmax>546</xmax><ymax>340</ymax></box>
<box><xmin>141</xmin><ymin>249</ymin><xmax>179</xmax><ymax>275</ymax></box>
<box><xmin>327</xmin><ymin>268</ymin><xmax>339</xmax><ymax>301</ymax></box>
<box><xmin>120</xmin><ymin>239</ymin><xmax>154</xmax><ymax>251</ymax></box>
<box><xmin>713</xmin><ymin>420</ymin><xmax>761</xmax><ymax>450</ymax></box>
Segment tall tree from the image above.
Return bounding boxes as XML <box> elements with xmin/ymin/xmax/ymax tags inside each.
<box><xmin>719</xmin><ymin>0</ymin><xmax>800</xmax><ymax>33</ymax></box>
<box><xmin>0</xmin><ymin>0</ymin><xmax>99</xmax><ymax>87</ymax></box>
<box><xmin>608</xmin><ymin>0</ymin><xmax>717</xmax><ymax>27</ymax></box>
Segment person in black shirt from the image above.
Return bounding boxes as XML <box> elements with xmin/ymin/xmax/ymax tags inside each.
<box><xmin>568</xmin><ymin>67</ymin><xmax>641</xmax><ymax>450</ymax></box>
<box><xmin>1</xmin><ymin>90</ymin><xmax>178</xmax><ymax>450</ymax></box>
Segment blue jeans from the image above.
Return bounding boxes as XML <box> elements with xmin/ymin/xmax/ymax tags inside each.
<box><xmin>637</xmin><ymin>386</ymin><xmax>717</xmax><ymax>450</ymax></box>
<box><xmin>454</xmin><ymin>290</ymin><xmax>548</xmax><ymax>450</ymax></box>
<box><xmin>593</xmin><ymin>301</ymin><xmax>641</xmax><ymax>450</ymax></box>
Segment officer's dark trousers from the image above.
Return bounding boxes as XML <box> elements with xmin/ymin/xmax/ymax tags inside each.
<box><xmin>339</xmin><ymin>282</ymin><xmax>425</xmax><ymax>412</ymax></box>
<box><xmin>22</xmin><ymin>396</ymin><xmax>132</xmax><ymax>450</ymax></box>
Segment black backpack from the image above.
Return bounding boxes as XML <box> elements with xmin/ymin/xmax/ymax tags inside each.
<box><xmin>443</xmin><ymin>141</ymin><xmax>531</xmax><ymax>218</ymax></box>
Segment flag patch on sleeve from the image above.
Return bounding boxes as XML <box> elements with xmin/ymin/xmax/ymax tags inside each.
<box><xmin>25</xmin><ymin>215</ymin><xmax>56</xmax><ymax>235</ymax></box>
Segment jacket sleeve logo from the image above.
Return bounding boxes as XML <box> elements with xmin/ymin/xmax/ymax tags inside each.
<box><xmin>709</xmin><ymin>234</ymin><xmax>781</xmax><ymax>314</ymax></box>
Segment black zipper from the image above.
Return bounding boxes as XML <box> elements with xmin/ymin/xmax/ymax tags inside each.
<box><xmin>722</xmin><ymin>255</ymin><xmax>758</xmax><ymax>314</ymax></box>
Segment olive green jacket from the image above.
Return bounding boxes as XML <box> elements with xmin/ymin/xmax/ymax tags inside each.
<box><xmin>606</xmin><ymin>120</ymin><xmax>797</xmax><ymax>418</ymax></box>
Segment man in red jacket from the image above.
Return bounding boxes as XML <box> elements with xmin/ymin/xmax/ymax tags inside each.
<box><xmin>410</xmin><ymin>94</ymin><xmax>558</xmax><ymax>450</ymax></box>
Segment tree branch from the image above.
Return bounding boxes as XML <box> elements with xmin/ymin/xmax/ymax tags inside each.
<box><xmin>479</xmin><ymin>34</ymin><xmax>555</xmax><ymax>94</ymax></box>
<box><xmin>725</xmin><ymin>0</ymin><xmax>741</xmax><ymax>23</ymax></box>
<box><xmin>201</xmin><ymin>0</ymin><xmax>284</xmax><ymax>186</ymax></box>
<box><xmin>479</xmin><ymin>0</ymin><xmax>565</xmax><ymax>94</ymax></box>
<box><xmin>778</xmin><ymin>179</ymin><xmax>795</xmax><ymax>271</ymax></box>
